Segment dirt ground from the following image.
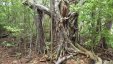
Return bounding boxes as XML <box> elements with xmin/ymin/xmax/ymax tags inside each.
<box><xmin>0</xmin><ymin>37</ymin><xmax>90</xmax><ymax>64</ymax></box>
<box><xmin>0</xmin><ymin>46</ymin><xmax>49</xmax><ymax>64</ymax></box>
<box><xmin>0</xmin><ymin>38</ymin><xmax>113</xmax><ymax>64</ymax></box>
<box><xmin>1</xmin><ymin>45</ymin><xmax>108</xmax><ymax>64</ymax></box>
<box><xmin>0</xmin><ymin>38</ymin><xmax>49</xmax><ymax>64</ymax></box>
<box><xmin>0</xmin><ymin>44</ymin><xmax>95</xmax><ymax>64</ymax></box>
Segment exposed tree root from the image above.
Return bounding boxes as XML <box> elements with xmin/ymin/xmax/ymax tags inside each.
<box><xmin>55</xmin><ymin>54</ymin><xmax>75</xmax><ymax>64</ymax></box>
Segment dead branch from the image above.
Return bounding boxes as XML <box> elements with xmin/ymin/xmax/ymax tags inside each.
<box><xmin>55</xmin><ymin>54</ymin><xmax>75</xmax><ymax>64</ymax></box>
<box><xmin>22</xmin><ymin>0</ymin><xmax>51</xmax><ymax>16</ymax></box>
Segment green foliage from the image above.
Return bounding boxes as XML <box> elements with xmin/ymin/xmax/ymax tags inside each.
<box><xmin>70</xmin><ymin>0</ymin><xmax>113</xmax><ymax>48</ymax></box>
<box><xmin>1</xmin><ymin>0</ymin><xmax>113</xmax><ymax>49</ymax></box>
<box><xmin>0</xmin><ymin>0</ymin><xmax>35</xmax><ymax>37</ymax></box>
<box><xmin>0</xmin><ymin>0</ymin><xmax>51</xmax><ymax>50</ymax></box>
<box><xmin>0</xmin><ymin>41</ymin><xmax>16</xmax><ymax>47</ymax></box>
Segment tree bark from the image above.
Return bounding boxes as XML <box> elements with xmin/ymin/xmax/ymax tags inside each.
<box><xmin>35</xmin><ymin>9</ymin><xmax>45</xmax><ymax>53</ymax></box>
<box><xmin>22</xmin><ymin>0</ymin><xmax>51</xmax><ymax>16</ymax></box>
<box><xmin>50</xmin><ymin>0</ymin><xmax>56</xmax><ymax>44</ymax></box>
<box><xmin>23</xmin><ymin>0</ymin><xmax>46</xmax><ymax>53</ymax></box>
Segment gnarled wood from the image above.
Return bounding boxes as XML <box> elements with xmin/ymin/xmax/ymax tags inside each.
<box><xmin>22</xmin><ymin>0</ymin><xmax>51</xmax><ymax>16</ymax></box>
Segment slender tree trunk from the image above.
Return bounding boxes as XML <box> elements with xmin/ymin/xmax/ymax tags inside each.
<box><xmin>50</xmin><ymin>0</ymin><xmax>57</xmax><ymax>50</ymax></box>
<box><xmin>29</xmin><ymin>0</ymin><xmax>46</xmax><ymax>53</ymax></box>
<box><xmin>35</xmin><ymin>9</ymin><xmax>45</xmax><ymax>53</ymax></box>
<box><xmin>38</xmin><ymin>10</ymin><xmax>45</xmax><ymax>53</ymax></box>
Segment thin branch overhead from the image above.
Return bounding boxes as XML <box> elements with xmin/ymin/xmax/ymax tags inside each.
<box><xmin>22</xmin><ymin>0</ymin><xmax>51</xmax><ymax>16</ymax></box>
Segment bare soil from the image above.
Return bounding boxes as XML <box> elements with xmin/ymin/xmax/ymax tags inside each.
<box><xmin>0</xmin><ymin>37</ymin><xmax>90</xmax><ymax>64</ymax></box>
<box><xmin>0</xmin><ymin>37</ymin><xmax>113</xmax><ymax>64</ymax></box>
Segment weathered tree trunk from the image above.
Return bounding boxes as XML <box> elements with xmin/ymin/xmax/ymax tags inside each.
<box><xmin>22</xmin><ymin>1</ymin><xmax>103</xmax><ymax>64</ymax></box>
<box><xmin>50</xmin><ymin>0</ymin><xmax>57</xmax><ymax>48</ymax></box>
<box><xmin>69</xmin><ymin>13</ymin><xmax>79</xmax><ymax>45</ymax></box>
<box><xmin>35</xmin><ymin>9</ymin><xmax>45</xmax><ymax>53</ymax></box>
<box><xmin>23</xmin><ymin>0</ymin><xmax>46</xmax><ymax>53</ymax></box>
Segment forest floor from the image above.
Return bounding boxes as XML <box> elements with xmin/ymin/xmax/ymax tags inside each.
<box><xmin>0</xmin><ymin>37</ymin><xmax>41</xmax><ymax>64</ymax></box>
<box><xmin>0</xmin><ymin>42</ymin><xmax>49</xmax><ymax>64</ymax></box>
<box><xmin>0</xmin><ymin>45</ymin><xmax>93</xmax><ymax>64</ymax></box>
<box><xmin>0</xmin><ymin>37</ymin><xmax>89</xmax><ymax>64</ymax></box>
<box><xmin>0</xmin><ymin>37</ymin><xmax>113</xmax><ymax>64</ymax></box>
<box><xmin>0</xmin><ymin>46</ymin><xmax>49</xmax><ymax>64</ymax></box>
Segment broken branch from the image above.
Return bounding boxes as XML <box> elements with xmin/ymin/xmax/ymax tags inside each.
<box><xmin>22</xmin><ymin>0</ymin><xmax>51</xmax><ymax>16</ymax></box>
